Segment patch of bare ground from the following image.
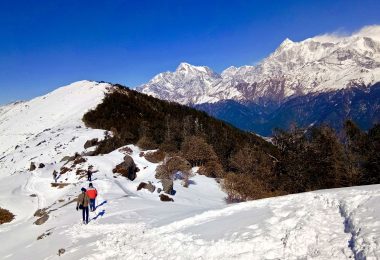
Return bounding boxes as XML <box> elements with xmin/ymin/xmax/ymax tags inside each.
<box><xmin>51</xmin><ymin>183</ymin><xmax>70</xmax><ymax>189</ymax></box>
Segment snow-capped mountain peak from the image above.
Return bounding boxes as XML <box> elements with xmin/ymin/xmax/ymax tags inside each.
<box><xmin>138</xmin><ymin>62</ymin><xmax>224</xmax><ymax>104</ymax></box>
<box><xmin>138</xmin><ymin>25</ymin><xmax>380</xmax><ymax>105</ymax></box>
<box><xmin>278</xmin><ymin>38</ymin><xmax>295</xmax><ymax>49</ymax></box>
<box><xmin>176</xmin><ymin>62</ymin><xmax>210</xmax><ymax>74</ymax></box>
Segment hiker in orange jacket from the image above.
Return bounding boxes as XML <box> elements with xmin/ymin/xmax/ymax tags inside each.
<box><xmin>86</xmin><ymin>183</ymin><xmax>98</xmax><ymax>212</ymax></box>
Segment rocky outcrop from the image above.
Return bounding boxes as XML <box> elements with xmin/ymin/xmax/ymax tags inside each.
<box><xmin>84</xmin><ymin>138</ymin><xmax>99</xmax><ymax>149</ymax></box>
<box><xmin>137</xmin><ymin>182</ymin><xmax>156</xmax><ymax>193</ymax></box>
<box><xmin>159</xmin><ymin>194</ymin><xmax>174</xmax><ymax>202</ymax></box>
<box><xmin>113</xmin><ymin>155</ymin><xmax>139</xmax><ymax>181</ymax></box>
<box><xmin>34</xmin><ymin>213</ymin><xmax>49</xmax><ymax>225</ymax></box>
<box><xmin>29</xmin><ymin>162</ymin><xmax>36</xmax><ymax>171</ymax></box>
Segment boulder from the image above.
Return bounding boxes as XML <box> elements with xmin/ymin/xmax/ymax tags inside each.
<box><xmin>84</xmin><ymin>138</ymin><xmax>98</xmax><ymax>149</ymax></box>
<box><xmin>73</xmin><ymin>156</ymin><xmax>86</xmax><ymax>165</ymax></box>
<box><xmin>137</xmin><ymin>182</ymin><xmax>146</xmax><ymax>190</ymax></box>
<box><xmin>58</xmin><ymin>248</ymin><xmax>65</xmax><ymax>256</ymax></box>
<box><xmin>34</xmin><ymin>214</ymin><xmax>49</xmax><ymax>225</ymax></box>
<box><xmin>60</xmin><ymin>156</ymin><xmax>73</xmax><ymax>162</ymax></box>
<box><xmin>159</xmin><ymin>194</ymin><xmax>174</xmax><ymax>202</ymax></box>
<box><xmin>30</xmin><ymin>162</ymin><xmax>36</xmax><ymax>171</ymax></box>
<box><xmin>137</xmin><ymin>182</ymin><xmax>156</xmax><ymax>193</ymax></box>
<box><xmin>38</xmin><ymin>163</ymin><xmax>45</xmax><ymax>168</ymax></box>
<box><xmin>60</xmin><ymin>153</ymin><xmax>80</xmax><ymax>163</ymax></box>
<box><xmin>82</xmin><ymin>150</ymin><xmax>95</xmax><ymax>156</ymax></box>
<box><xmin>161</xmin><ymin>179</ymin><xmax>173</xmax><ymax>195</ymax></box>
<box><xmin>34</xmin><ymin>208</ymin><xmax>47</xmax><ymax>217</ymax></box>
<box><xmin>112</xmin><ymin>155</ymin><xmax>139</xmax><ymax>181</ymax></box>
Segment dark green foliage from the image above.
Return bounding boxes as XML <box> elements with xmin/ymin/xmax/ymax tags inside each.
<box><xmin>362</xmin><ymin>124</ymin><xmax>380</xmax><ymax>184</ymax></box>
<box><xmin>274</xmin><ymin>122</ymin><xmax>380</xmax><ymax>194</ymax></box>
<box><xmin>83</xmin><ymin>85</ymin><xmax>276</xmax><ymax>167</ymax></box>
<box><xmin>273</xmin><ymin>125</ymin><xmax>352</xmax><ymax>193</ymax></box>
<box><xmin>83</xmin><ymin>84</ymin><xmax>380</xmax><ymax>201</ymax></box>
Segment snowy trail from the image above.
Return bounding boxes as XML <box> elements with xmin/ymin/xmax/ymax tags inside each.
<box><xmin>23</xmin><ymin>171</ymin><xmax>47</xmax><ymax>210</ymax></box>
<box><xmin>63</xmin><ymin>188</ymin><xmax>380</xmax><ymax>260</ymax></box>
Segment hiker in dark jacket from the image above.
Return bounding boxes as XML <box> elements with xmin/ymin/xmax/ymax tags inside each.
<box><xmin>87</xmin><ymin>170</ymin><xmax>92</xmax><ymax>181</ymax></box>
<box><xmin>76</xmin><ymin>187</ymin><xmax>90</xmax><ymax>224</ymax></box>
<box><xmin>53</xmin><ymin>170</ymin><xmax>58</xmax><ymax>183</ymax></box>
<box><xmin>86</xmin><ymin>183</ymin><xmax>98</xmax><ymax>212</ymax></box>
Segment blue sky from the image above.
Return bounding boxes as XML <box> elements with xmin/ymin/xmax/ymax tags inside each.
<box><xmin>1</xmin><ymin>0</ymin><xmax>380</xmax><ymax>104</ymax></box>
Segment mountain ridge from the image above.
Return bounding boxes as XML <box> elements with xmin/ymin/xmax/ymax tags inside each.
<box><xmin>138</xmin><ymin>25</ymin><xmax>380</xmax><ymax>106</ymax></box>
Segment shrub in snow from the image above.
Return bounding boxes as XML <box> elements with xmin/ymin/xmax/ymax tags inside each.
<box><xmin>229</xmin><ymin>146</ymin><xmax>272</xmax><ymax>179</ymax></box>
<box><xmin>60</xmin><ymin>167</ymin><xmax>71</xmax><ymax>175</ymax></box>
<box><xmin>0</xmin><ymin>208</ymin><xmax>14</xmax><ymax>224</ymax></box>
<box><xmin>144</xmin><ymin>150</ymin><xmax>166</xmax><ymax>163</ymax></box>
<box><xmin>155</xmin><ymin>156</ymin><xmax>191</xmax><ymax>180</ymax></box>
<box><xmin>93</xmin><ymin>133</ymin><xmax>125</xmax><ymax>155</ymax></box>
<box><xmin>222</xmin><ymin>173</ymin><xmax>284</xmax><ymax>201</ymax></box>
<box><xmin>158</xmin><ymin>140</ymin><xmax>178</xmax><ymax>153</ymax></box>
<box><xmin>161</xmin><ymin>179</ymin><xmax>174</xmax><ymax>194</ymax></box>
<box><xmin>76</xmin><ymin>169</ymin><xmax>86</xmax><ymax>175</ymax></box>
<box><xmin>73</xmin><ymin>156</ymin><xmax>87</xmax><ymax>165</ymax></box>
<box><xmin>137</xmin><ymin>135</ymin><xmax>158</xmax><ymax>150</ymax></box>
<box><xmin>198</xmin><ymin>160</ymin><xmax>225</xmax><ymax>178</ymax></box>
<box><xmin>181</xmin><ymin>136</ymin><xmax>218</xmax><ymax>167</ymax></box>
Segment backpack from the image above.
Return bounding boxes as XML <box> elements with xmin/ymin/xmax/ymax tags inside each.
<box><xmin>79</xmin><ymin>194</ymin><xmax>85</xmax><ymax>209</ymax></box>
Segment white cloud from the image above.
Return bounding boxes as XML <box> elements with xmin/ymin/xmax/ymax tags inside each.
<box><xmin>354</xmin><ymin>25</ymin><xmax>380</xmax><ymax>41</ymax></box>
<box><xmin>311</xmin><ymin>24</ymin><xmax>380</xmax><ymax>43</ymax></box>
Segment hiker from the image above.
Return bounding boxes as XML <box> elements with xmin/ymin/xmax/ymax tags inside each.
<box><xmin>87</xmin><ymin>169</ymin><xmax>92</xmax><ymax>181</ymax></box>
<box><xmin>76</xmin><ymin>187</ymin><xmax>90</xmax><ymax>224</ymax></box>
<box><xmin>86</xmin><ymin>183</ymin><xmax>98</xmax><ymax>212</ymax></box>
<box><xmin>53</xmin><ymin>170</ymin><xmax>57</xmax><ymax>183</ymax></box>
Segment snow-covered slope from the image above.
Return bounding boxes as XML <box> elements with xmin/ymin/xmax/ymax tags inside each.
<box><xmin>138</xmin><ymin>25</ymin><xmax>380</xmax><ymax>105</ymax></box>
<box><xmin>1</xmin><ymin>82</ymin><xmax>380</xmax><ymax>259</ymax></box>
<box><xmin>0</xmin><ymin>80</ymin><xmax>110</xmax><ymax>157</ymax></box>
